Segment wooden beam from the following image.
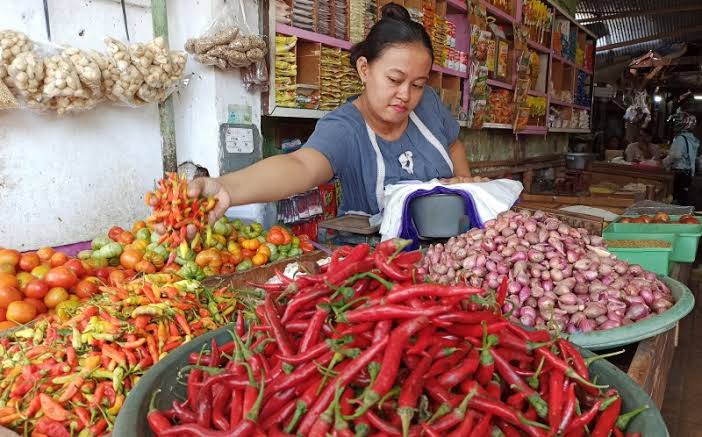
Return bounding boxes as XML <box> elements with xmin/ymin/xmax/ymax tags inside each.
<box><xmin>597</xmin><ymin>25</ymin><xmax>702</xmax><ymax>52</ymax></box>
<box><xmin>579</xmin><ymin>4</ymin><xmax>702</xmax><ymax>24</ymax></box>
<box><xmin>152</xmin><ymin>0</ymin><xmax>177</xmax><ymax>174</ymax></box>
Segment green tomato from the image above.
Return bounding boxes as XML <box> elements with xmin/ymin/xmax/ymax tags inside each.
<box><xmin>292</xmin><ymin>236</ymin><xmax>301</xmax><ymax>247</ymax></box>
<box><xmin>91</xmin><ymin>236</ymin><xmax>110</xmax><ymax>251</ymax></box>
<box><xmin>135</xmin><ymin>228</ymin><xmax>151</xmax><ymax>241</ymax></box>
<box><xmin>77</xmin><ymin>250</ymin><xmax>93</xmax><ymax>260</ymax></box>
<box><xmin>236</xmin><ymin>259</ymin><xmax>253</xmax><ymax>272</ymax></box>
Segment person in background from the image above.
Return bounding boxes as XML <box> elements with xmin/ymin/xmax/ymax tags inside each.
<box><xmin>625</xmin><ymin>129</ymin><xmax>660</xmax><ymax>162</ymax></box>
<box><xmin>606</xmin><ymin>135</ymin><xmax>623</xmax><ymax>150</ymax></box>
<box><xmin>663</xmin><ymin>111</ymin><xmax>699</xmax><ymax>205</ymax></box>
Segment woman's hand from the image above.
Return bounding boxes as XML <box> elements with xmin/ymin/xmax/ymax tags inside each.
<box><xmin>440</xmin><ymin>176</ymin><xmax>490</xmax><ymax>184</ymax></box>
<box><xmin>149</xmin><ymin>177</ymin><xmax>232</xmax><ymax>240</ymax></box>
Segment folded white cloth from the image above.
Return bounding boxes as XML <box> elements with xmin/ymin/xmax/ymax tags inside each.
<box><xmin>379</xmin><ymin>178</ymin><xmax>524</xmax><ymax>241</ymax></box>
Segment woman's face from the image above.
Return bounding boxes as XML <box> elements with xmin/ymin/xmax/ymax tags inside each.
<box><xmin>356</xmin><ymin>43</ymin><xmax>432</xmax><ymax>124</ymax></box>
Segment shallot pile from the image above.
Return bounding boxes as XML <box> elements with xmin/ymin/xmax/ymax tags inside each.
<box><xmin>419</xmin><ymin>210</ymin><xmax>675</xmax><ymax>334</ymax></box>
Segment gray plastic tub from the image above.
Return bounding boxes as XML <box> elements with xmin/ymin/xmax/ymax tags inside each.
<box><xmin>410</xmin><ymin>194</ymin><xmax>468</xmax><ymax>238</ymax></box>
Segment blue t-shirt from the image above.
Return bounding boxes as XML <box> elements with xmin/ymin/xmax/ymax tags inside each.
<box><xmin>303</xmin><ymin>87</ymin><xmax>460</xmax><ymax>215</ymax></box>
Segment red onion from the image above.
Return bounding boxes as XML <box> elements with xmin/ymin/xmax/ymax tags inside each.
<box><xmin>622</xmin><ymin>295</ymin><xmax>644</xmax><ymax>305</ymax></box>
<box><xmin>516</xmin><ymin>272</ymin><xmax>530</xmax><ymax>286</ymax></box>
<box><xmin>558</xmin><ymin>293</ymin><xmax>578</xmax><ymax>306</ymax></box>
<box><xmin>469</xmin><ymin>276</ymin><xmax>482</xmax><ymax>287</ymax></box>
<box><xmin>640</xmin><ymin>288</ymin><xmax>654</xmax><ymax>305</ymax></box>
<box><xmin>530</xmin><ymin>265</ymin><xmax>543</xmax><ymax>278</ymax></box>
<box><xmin>453</xmin><ymin>248</ymin><xmax>468</xmax><ymax>259</ymax></box>
<box><xmin>543</xmin><ymin>280</ymin><xmax>554</xmax><ymax>292</ymax></box>
<box><xmin>545</xmin><ymin>218</ymin><xmax>560</xmax><ymax>230</ymax></box>
<box><xmin>584</xmin><ymin>302</ymin><xmax>607</xmax><ymax>319</ymax></box>
<box><xmin>558</xmin><ymin>223</ymin><xmax>570</xmax><ymax>235</ymax></box>
<box><xmin>574</xmin><ymin>259</ymin><xmax>592</xmax><ymax>271</ymax></box>
<box><xmin>551</xmin><ymin>269</ymin><xmax>564</xmax><ymax>282</ymax></box>
<box><xmin>509</xmin><ymin>221</ymin><xmax>518</xmax><ymax>230</ymax></box>
<box><xmin>525</xmin><ymin>220</ymin><xmax>537</xmax><ymax>233</ymax></box>
<box><xmin>566</xmin><ymin>250</ymin><xmax>578</xmax><ymax>264</ymax></box>
<box><xmin>520</xmin><ymin>306</ymin><xmax>536</xmax><ymax>319</ymax></box>
<box><xmin>519</xmin><ymin>287</ymin><xmax>532</xmax><ymax>303</ymax></box>
<box><xmin>570</xmin><ymin>311</ymin><xmax>586</xmax><ymax>325</ymax></box>
<box><xmin>559</xmin><ymin>304</ymin><xmax>582</xmax><ymax>314</ymax></box>
<box><xmin>566</xmin><ymin>324</ymin><xmax>579</xmax><ymax>334</ymax></box>
<box><xmin>508</xmin><ymin>281</ymin><xmax>521</xmax><ymax>295</ymax></box>
<box><xmin>485</xmin><ymin>260</ymin><xmax>497</xmax><ymax>273</ymax></box>
<box><xmin>625</xmin><ymin>303</ymin><xmax>649</xmax><ymax>321</ymax></box>
<box><xmin>502</xmin><ymin>227</ymin><xmax>515</xmax><ymax>238</ymax></box>
<box><xmin>598</xmin><ymin>264</ymin><xmax>613</xmax><ymax>276</ymax></box>
<box><xmin>554</xmin><ymin>284</ymin><xmax>572</xmax><ymax>296</ymax></box>
<box><xmin>590</xmin><ymin>236</ymin><xmax>603</xmax><ymax>246</ymax></box>
<box><xmin>513</xmin><ymin>261</ymin><xmax>527</xmax><ymax>276</ymax></box>
<box><xmin>574</xmin><ymin>272</ymin><xmax>586</xmax><ymax>284</ymax></box>
<box><xmin>613</xmin><ymin>261</ymin><xmax>628</xmax><ymax>275</ymax></box>
<box><xmin>520</xmin><ymin>315</ymin><xmax>535</xmax><ymax>327</ymax></box>
<box><xmin>583</xmin><ymin>270</ymin><xmax>598</xmax><ymax>281</ymax></box>
<box><xmin>575</xmin><ymin>284</ymin><xmax>589</xmax><ymax>295</ymax></box>
<box><xmin>606</xmin><ymin>277</ymin><xmax>622</xmax><ymax>288</ymax></box>
<box><xmin>628</xmin><ymin>265</ymin><xmax>644</xmax><ymax>276</ymax></box>
<box><xmin>496</xmin><ymin>263</ymin><xmax>509</xmax><ymax>275</ymax></box>
<box><xmin>537</xmin><ymin>297</ymin><xmax>555</xmax><ymax>311</ymax></box>
<box><xmin>538</xmin><ymin>229</ymin><xmax>549</xmax><ymax>243</ymax></box>
<box><xmin>578</xmin><ymin>318</ymin><xmax>594</xmax><ymax>333</ymax></box>
<box><xmin>595</xmin><ymin>315</ymin><xmax>609</xmax><ymax>325</ymax></box>
<box><xmin>516</xmin><ymin>226</ymin><xmax>526</xmax><ymax>239</ymax></box>
<box><xmin>462</xmin><ymin>255</ymin><xmax>476</xmax><ymax>270</ymax></box>
<box><xmin>589</xmin><ymin>283</ymin><xmax>607</xmax><ymax>293</ymax></box>
<box><xmin>599</xmin><ymin>320</ymin><xmax>621</xmax><ymax>330</ymax></box>
<box><xmin>476</xmin><ymin>254</ymin><xmax>486</xmax><ymax>268</ymax></box>
<box><xmin>510</xmin><ymin>251</ymin><xmax>527</xmax><ymax>263</ymax></box>
<box><xmin>501</xmin><ymin>246</ymin><xmax>515</xmax><ymax>257</ymax></box>
<box><xmin>528</xmin><ymin>250</ymin><xmax>545</xmax><ymax>263</ymax></box>
<box><xmin>531</xmin><ymin>286</ymin><xmax>545</xmax><ymax>298</ymax></box>
<box><xmin>525</xmin><ymin>232</ymin><xmax>539</xmax><ymax>245</ymax></box>
<box><xmin>652</xmin><ymin>299</ymin><xmax>673</xmax><ymax>313</ymax></box>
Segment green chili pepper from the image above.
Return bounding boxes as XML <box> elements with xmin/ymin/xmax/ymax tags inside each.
<box><xmin>113</xmin><ymin>367</ymin><xmax>126</xmax><ymax>393</ymax></box>
<box><xmin>292</xmin><ymin>236</ymin><xmax>300</xmax><ymax>247</ymax></box>
<box><xmin>208</xmin><ymin>301</ymin><xmax>224</xmax><ymax>324</ymax></box>
<box><xmin>91</xmin><ymin>236</ymin><xmax>110</xmax><ymax>251</ymax></box>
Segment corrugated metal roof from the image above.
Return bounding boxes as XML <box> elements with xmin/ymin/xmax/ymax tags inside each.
<box><xmin>575</xmin><ymin>0</ymin><xmax>702</xmax><ymax>61</ymax></box>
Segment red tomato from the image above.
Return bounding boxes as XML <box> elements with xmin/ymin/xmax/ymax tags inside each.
<box><xmin>117</xmin><ymin>231</ymin><xmax>135</xmax><ymax>245</ymax></box>
<box><xmin>108</xmin><ymin>270</ymin><xmax>127</xmax><ymax>287</ymax></box>
<box><xmin>44</xmin><ymin>287</ymin><xmax>69</xmax><ymax>309</ymax></box>
<box><xmin>36</xmin><ymin>247</ymin><xmax>55</xmax><ymax>262</ymax></box>
<box><xmin>0</xmin><ymin>320</ymin><xmax>18</xmax><ymax>331</ymax></box>
<box><xmin>0</xmin><ymin>249</ymin><xmax>20</xmax><ymax>267</ymax></box>
<box><xmin>18</xmin><ymin>252</ymin><xmax>41</xmax><ymax>272</ymax></box>
<box><xmin>6</xmin><ymin>300</ymin><xmax>37</xmax><ymax>324</ymax></box>
<box><xmin>120</xmin><ymin>249</ymin><xmax>144</xmax><ymax>270</ymax></box>
<box><xmin>134</xmin><ymin>260</ymin><xmax>156</xmax><ymax>274</ymax></box>
<box><xmin>64</xmin><ymin>259</ymin><xmax>87</xmax><ymax>279</ymax></box>
<box><xmin>93</xmin><ymin>267</ymin><xmax>113</xmax><ymax>282</ymax></box>
<box><xmin>0</xmin><ymin>286</ymin><xmax>23</xmax><ymax>309</ymax></box>
<box><xmin>24</xmin><ymin>297</ymin><xmax>48</xmax><ymax>314</ymax></box>
<box><xmin>0</xmin><ymin>272</ymin><xmax>18</xmax><ymax>290</ymax></box>
<box><xmin>108</xmin><ymin>226</ymin><xmax>125</xmax><ymax>241</ymax></box>
<box><xmin>0</xmin><ymin>307</ymin><xmax>5</xmax><ymax>321</ymax></box>
<box><xmin>15</xmin><ymin>272</ymin><xmax>34</xmax><ymax>291</ymax></box>
<box><xmin>49</xmin><ymin>252</ymin><xmax>69</xmax><ymax>267</ymax></box>
<box><xmin>45</xmin><ymin>267</ymin><xmax>78</xmax><ymax>289</ymax></box>
<box><xmin>25</xmin><ymin>279</ymin><xmax>49</xmax><ymax>299</ymax></box>
<box><xmin>0</xmin><ymin>264</ymin><xmax>15</xmax><ymax>275</ymax></box>
<box><xmin>74</xmin><ymin>279</ymin><xmax>99</xmax><ymax>299</ymax></box>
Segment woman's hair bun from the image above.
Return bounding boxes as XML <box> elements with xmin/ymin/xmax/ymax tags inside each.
<box><xmin>381</xmin><ymin>3</ymin><xmax>412</xmax><ymax>22</ymax></box>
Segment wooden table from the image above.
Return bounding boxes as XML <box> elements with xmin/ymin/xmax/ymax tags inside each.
<box><xmin>587</xmin><ymin>161</ymin><xmax>674</xmax><ymax>202</ymax></box>
<box><xmin>520</xmin><ymin>192</ymin><xmax>638</xmax><ymax>215</ymax></box>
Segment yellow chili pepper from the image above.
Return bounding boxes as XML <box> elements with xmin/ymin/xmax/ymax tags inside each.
<box><xmin>107</xmin><ymin>394</ymin><xmax>125</xmax><ymax>416</ymax></box>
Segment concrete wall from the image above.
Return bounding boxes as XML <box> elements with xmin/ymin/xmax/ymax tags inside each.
<box><xmin>0</xmin><ymin>0</ymin><xmax>261</xmax><ymax>250</ymax></box>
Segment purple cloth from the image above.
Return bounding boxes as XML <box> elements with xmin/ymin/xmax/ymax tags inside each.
<box><xmin>399</xmin><ymin>186</ymin><xmax>484</xmax><ymax>250</ymax></box>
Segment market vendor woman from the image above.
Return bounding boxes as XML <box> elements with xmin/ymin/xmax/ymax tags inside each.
<box><xmin>186</xmin><ymin>4</ymin><xmax>476</xmax><ymax>224</ymax></box>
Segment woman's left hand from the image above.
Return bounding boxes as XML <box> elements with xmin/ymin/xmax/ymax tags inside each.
<box><xmin>440</xmin><ymin>176</ymin><xmax>490</xmax><ymax>184</ymax></box>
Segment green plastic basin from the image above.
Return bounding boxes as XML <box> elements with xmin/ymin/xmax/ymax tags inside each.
<box><xmin>580</xmin><ymin>348</ymin><xmax>669</xmax><ymax>437</ymax></box>
<box><xmin>607</xmin><ymin>216</ymin><xmax>702</xmax><ymax>263</ymax></box>
<box><xmin>114</xmin><ymin>324</ymin><xmax>670</xmax><ymax>437</ymax></box>
<box><xmin>602</xmin><ymin>231</ymin><xmax>674</xmax><ymax>275</ymax></box>
<box><xmin>568</xmin><ymin>276</ymin><xmax>694</xmax><ymax>351</ymax></box>
<box><xmin>113</xmin><ymin>324</ymin><xmax>235</xmax><ymax>437</ymax></box>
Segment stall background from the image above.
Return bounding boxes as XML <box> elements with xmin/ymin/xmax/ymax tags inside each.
<box><xmin>0</xmin><ymin>0</ymin><xmax>262</xmax><ymax>250</ymax></box>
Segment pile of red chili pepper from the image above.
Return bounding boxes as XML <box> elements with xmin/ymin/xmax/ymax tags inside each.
<box><xmin>147</xmin><ymin>240</ymin><xmax>647</xmax><ymax>437</ymax></box>
<box><xmin>144</xmin><ymin>172</ymin><xmax>217</xmax><ymax>248</ymax></box>
<box><xmin>0</xmin><ymin>273</ymin><xmax>250</xmax><ymax>437</ymax></box>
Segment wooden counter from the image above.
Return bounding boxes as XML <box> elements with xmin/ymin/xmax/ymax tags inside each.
<box><xmin>520</xmin><ymin>192</ymin><xmax>638</xmax><ymax>215</ymax></box>
<box><xmin>587</xmin><ymin>162</ymin><xmax>674</xmax><ymax>202</ymax></box>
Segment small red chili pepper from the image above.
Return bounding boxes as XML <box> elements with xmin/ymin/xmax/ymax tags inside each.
<box><xmin>548</xmin><ymin>370</ymin><xmax>565</xmax><ymax>430</ymax></box>
<box><xmin>438</xmin><ymin>347</ymin><xmax>480</xmax><ymax>389</ymax></box>
<box><xmin>591</xmin><ymin>392</ymin><xmax>622</xmax><ymax>437</ymax></box>
<box><xmin>558</xmin><ymin>382</ymin><xmax>577</xmax><ymax>434</ymax></box>
<box><xmin>492</xmin><ymin>348</ymin><xmax>549</xmax><ymax>418</ymax></box>
<box><xmin>564</xmin><ymin>398</ymin><xmax>605</xmax><ymax>434</ymax></box>
<box><xmin>147</xmin><ymin>390</ymin><xmax>173</xmax><ymax>434</ymax></box>
<box><xmin>469</xmin><ymin>413</ymin><xmax>493</xmax><ymax>437</ymax></box>
<box><xmin>298</xmin><ymin>307</ymin><xmax>328</xmax><ymax>354</ymax></box>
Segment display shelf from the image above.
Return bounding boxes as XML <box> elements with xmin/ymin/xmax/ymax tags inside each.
<box><xmin>519</xmin><ymin>126</ymin><xmax>548</xmax><ymax>135</ymax></box>
<box><xmin>432</xmin><ymin>64</ymin><xmax>469</xmax><ymax>78</ymax></box>
<box><xmin>527</xmin><ymin>39</ymin><xmax>551</xmax><ymax>54</ymax></box>
<box><xmin>552</xmin><ymin>52</ymin><xmax>575</xmax><ymax>67</ymax></box>
<box><xmin>276</xmin><ymin>24</ymin><xmax>353</xmax><ymax>50</ymax></box>
<box><xmin>447</xmin><ymin>0</ymin><xmax>468</xmax><ymax>12</ymax></box>
<box><xmin>550</xmin><ymin>99</ymin><xmax>571</xmax><ymax>107</ymax></box>
<box><xmin>268</xmin><ymin>106</ymin><xmax>331</xmax><ymax>119</ymax></box>
<box><xmin>487</xmin><ymin>78</ymin><xmax>515</xmax><ymax>90</ymax></box>
<box><xmin>481</xmin><ymin>0</ymin><xmax>517</xmax><ymax>23</ymax></box>
<box><xmin>528</xmin><ymin>89</ymin><xmax>547</xmax><ymax>97</ymax></box>
<box><xmin>573</xmin><ymin>103</ymin><xmax>591</xmax><ymax>110</ymax></box>
<box><xmin>576</xmin><ymin>65</ymin><xmax>593</xmax><ymax>75</ymax></box>
<box><xmin>482</xmin><ymin>122</ymin><xmax>513</xmax><ymax>129</ymax></box>
<box><xmin>549</xmin><ymin>127</ymin><xmax>590</xmax><ymax>133</ymax></box>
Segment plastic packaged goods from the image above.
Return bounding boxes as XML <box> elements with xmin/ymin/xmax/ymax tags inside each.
<box><xmin>319</xmin><ymin>46</ymin><xmax>341</xmax><ymax>110</ymax></box>
<box><xmin>275</xmin><ymin>34</ymin><xmax>297</xmax><ymax>107</ymax></box>
<box><xmin>334</xmin><ymin>0</ymin><xmax>348</xmax><ymax>39</ymax></box>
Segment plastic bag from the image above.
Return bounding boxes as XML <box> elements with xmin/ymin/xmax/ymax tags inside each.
<box><xmin>241</xmin><ymin>59</ymin><xmax>269</xmax><ymax>92</ymax></box>
<box><xmin>0</xmin><ymin>78</ymin><xmax>17</xmax><ymax>109</ymax></box>
<box><xmin>0</xmin><ymin>30</ymin><xmax>33</xmax><ymax>91</ymax></box>
<box><xmin>103</xmin><ymin>36</ymin><xmax>187</xmax><ymax>106</ymax></box>
<box><xmin>184</xmin><ymin>0</ymin><xmax>268</xmax><ymax>71</ymax></box>
<box><xmin>623</xmin><ymin>90</ymin><xmax>651</xmax><ymax>127</ymax></box>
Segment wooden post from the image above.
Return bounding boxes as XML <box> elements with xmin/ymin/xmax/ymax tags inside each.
<box><xmin>151</xmin><ymin>0</ymin><xmax>178</xmax><ymax>174</ymax></box>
